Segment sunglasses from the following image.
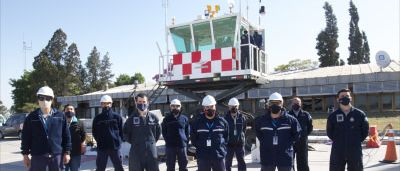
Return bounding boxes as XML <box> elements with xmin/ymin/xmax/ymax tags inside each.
<box><xmin>38</xmin><ymin>96</ymin><xmax>53</xmax><ymax>101</ymax></box>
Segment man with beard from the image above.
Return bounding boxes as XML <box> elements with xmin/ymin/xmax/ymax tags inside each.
<box><xmin>191</xmin><ymin>95</ymin><xmax>229</xmax><ymax>171</ymax></box>
<box><xmin>161</xmin><ymin>99</ymin><xmax>190</xmax><ymax>171</ymax></box>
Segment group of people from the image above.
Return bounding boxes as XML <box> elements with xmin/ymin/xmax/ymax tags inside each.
<box><xmin>240</xmin><ymin>30</ymin><xmax>263</xmax><ymax>70</ymax></box>
<box><xmin>21</xmin><ymin>86</ymin><xmax>369</xmax><ymax>171</ymax></box>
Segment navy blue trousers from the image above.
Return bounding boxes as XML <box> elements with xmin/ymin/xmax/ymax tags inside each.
<box><xmin>198</xmin><ymin>158</ymin><xmax>225</xmax><ymax>171</ymax></box>
<box><xmin>225</xmin><ymin>145</ymin><xmax>246</xmax><ymax>171</ymax></box>
<box><xmin>96</xmin><ymin>149</ymin><xmax>124</xmax><ymax>171</ymax></box>
<box><xmin>166</xmin><ymin>146</ymin><xmax>188</xmax><ymax>171</ymax></box>
<box><xmin>30</xmin><ymin>154</ymin><xmax>63</xmax><ymax>171</ymax></box>
<box><xmin>65</xmin><ymin>155</ymin><xmax>81</xmax><ymax>171</ymax></box>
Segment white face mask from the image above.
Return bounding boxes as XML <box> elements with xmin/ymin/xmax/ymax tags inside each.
<box><xmin>39</xmin><ymin>100</ymin><xmax>52</xmax><ymax>110</ymax></box>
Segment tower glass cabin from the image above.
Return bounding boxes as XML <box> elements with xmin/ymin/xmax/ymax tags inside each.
<box><xmin>159</xmin><ymin>14</ymin><xmax>267</xmax><ymax>86</ymax></box>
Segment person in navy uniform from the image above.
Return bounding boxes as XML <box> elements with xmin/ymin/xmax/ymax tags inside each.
<box><xmin>21</xmin><ymin>86</ymin><xmax>71</xmax><ymax>171</ymax></box>
<box><xmin>288</xmin><ymin>97</ymin><xmax>313</xmax><ymax>171</ymax></box>
<box><xmin>191</xmin><ymin>95</ymin><xmax>229</xmax><ymax>171</ymax></box>
<box><xmin>123</xmin><ymin>93</ymin><xmax>161</xmax><ymax>171</ymax></box>
<box><xmin>224</xmin><ymin>97</ymin><xmax>247</xmax><ymax>171</ymax></box>
<box><xmin>327</xmin><ymin>89</ymin><xmax>369</xmax><ymax>171</ymax></box>
<box><xmin>92</xmin><ymin>95</ymin><xmax>124</xmax><ymax>171</ymax></box>
<box><xmin>161</xmin><ymin>99</ymin><xmax>190</xmax><ymax>171</ymax></box>
<box><xmin>240</xmin><ymin>30</ymin><xmax>254</xmax><ymax>70</ymax></box>
<box><xmin>255</xmin><ymin>92</ymin><xmax>301</xmax><ymax>171</ymax></box>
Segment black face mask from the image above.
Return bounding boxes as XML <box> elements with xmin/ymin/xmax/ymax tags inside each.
<box><xmin>102</xmin><ymin>107</ymin><xmax>110</xmax><ymax>113</ymax></box>
<box><xmin>65</xmin><ymin>111</ymin><xmax>74</xmax><ymax>118</ymax></box>
<box><xmin>292</xmin><ymin>104</ymin><xmax>300</xmax><ymax>111</ymax></box>
<box><xmin>270</xmin><ymin>104</ymin><xmax>281</xmax><ymax>114</ymax></box>
<box><xmin>230</xmin><ymin>107</ymin><xmax>238</xmax><ymax>114</ymax></box>
<box><xmin>171</xmin><ymin>109</ymin><xmax>180</xmax><ymax>115</ymax></box>
<box><xmin>339</xmin><ymin>96</ymin><xmax>351</xmax><ymax>106</ymax></box>
<box><xmin>205</xmin><ymin>109</ymin><xmax>216</xmax><ymax>117</ymax></box>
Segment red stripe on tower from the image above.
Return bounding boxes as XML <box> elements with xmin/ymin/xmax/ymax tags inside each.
<box><xmin>192</xmin><ymin>51</ymin><xmax>201</xmax><ymax>63</ymax></box>
<box><xmin>173</xmin><ymin>54</ymin><xmax>183</xmax><ymax>65</ymax></box>
<box><xmin>211</xmin><ymin>48</ymin><xmax>221</xmax><ymax>61</ymax></box>
<box><xmin>182</xmin><ymin>63</ymin><xmax>192</xmax><ymax>75</ymax></box>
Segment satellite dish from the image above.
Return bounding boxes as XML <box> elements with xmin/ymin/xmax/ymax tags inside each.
<box><xmin>375</xmin><ymin>51</ymin><xmax>391</xmax><ymax>69</ymax></box>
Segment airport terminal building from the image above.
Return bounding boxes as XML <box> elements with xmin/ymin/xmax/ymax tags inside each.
<box><xmin>57</xmin><ymin>62</ymin><xmax>400</xmax><ymax>119</ymax></box>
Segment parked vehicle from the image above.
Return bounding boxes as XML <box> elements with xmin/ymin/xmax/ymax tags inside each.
<box><xmin>0</xmin><ymin>113</ymin><xmax>28</xmax><ymax>139</ymax></box>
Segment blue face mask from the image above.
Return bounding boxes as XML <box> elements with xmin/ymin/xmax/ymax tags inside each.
<box><xmin>137</xmin><ymin>103</ymin><xmax>148</xmax><ymax>111</ymax></box>
<box><xmin>65</xmin><ymin>111</ymin><xmax>74</xmax><ymax>118</ymax></box>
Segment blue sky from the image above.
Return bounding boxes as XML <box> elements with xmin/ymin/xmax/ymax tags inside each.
<box><xmin>1</xmin><ymin>0</ymin><xmax>399</xmax><ymax>109</ymax></box>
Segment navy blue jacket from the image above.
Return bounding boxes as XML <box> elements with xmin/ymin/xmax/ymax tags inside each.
<box><xmin>255</xmin><ymin>111</ymin><xmax>301</xmax><ymax>166</ymax></box>
<box><xmin>21</xmin><ymin>108</ymin><xmax>71</xmax><ymax>155</ymax></box>
<box><xmin>92</xmin><ymin>109</ymin><xmax>123</xmax><ymax>150</ymax></box>
<box><xmin>288</xmin><ymin>109</ymin><xmax>313</xmax><ymax>139</ymax></box>
<box><xmin>190</xmin><ymin>113</ymin><xmax>229</xmax><ymax>160</ymax></box>
<box><xmin>224</xmin><ymin>111</ymin><xmax>246</xmax><ymax>146</ymax></box>
<box><xmin>161</xmin><ymin>112</ymin><xmax>190</xmax><ymax>147</ymax></box>
<box><xmin>327</xmin><ymin>107</ymin><xmax>369</xmax><ymax>158</ymax></box>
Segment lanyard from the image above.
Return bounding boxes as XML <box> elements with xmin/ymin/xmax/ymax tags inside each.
<box><xmin>206</xmin><ymin>122</ymin><xmax>214</xmax><ymax>130</ymax></box>
<box><xmin>39</xmin><ymin>109</ymin><xmax>53</xmax><ymax>139</ymax></box>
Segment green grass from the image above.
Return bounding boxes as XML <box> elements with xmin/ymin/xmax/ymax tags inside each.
<box><xmin>312</xmin><ymin>112</ymin><xmax>400</xmax><ymax>131</ymax></box>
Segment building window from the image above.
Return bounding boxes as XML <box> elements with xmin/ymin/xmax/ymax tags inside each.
<box><xmin>368</xmin><ymin>94</ymin><xmax>379</xmax><ymax>111</ymax></box>
<box><xmin>212</xmin><ymin>16</ymin><xmax>236</xmax><ymax>48</ymax></box>
<box><xmin>355</xmin><ymin>94</ymin><xmax>367</xmax><ymax>111</ymax></box>
<box><xmin>193</xmin><ymin>21</ymin><xmax>213</xmax><ymax>51</ymax></box>
<box><xmin>382</xmin><ymin>94</ymin><xmax>393</xmax><ymax>110</ymax></box>
<box><xmin>395</xmin><ymin>93</ymin><xmax>400</xmax><ymax>110</ymax></box>
<box><xmin>302</xmin><ymin>97</ymin><xmax>313</xmax><ymax>112</ymax></box>
<box><xmin>170</xmin><ymin>25</ymin><xmax>194</xmax><ymax>53</ymax></box>
<box><xmin>314</xmin><ymin>97</ymin><xmax>323</xmax><ymax>112</ymax></box>
<box><xmin>325</xmin><ymin>96</ymin><xmax>337</xmax><ymax>112</ymax></box>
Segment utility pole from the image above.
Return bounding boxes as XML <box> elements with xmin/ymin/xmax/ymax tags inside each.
<box><xmin>22</xmin><ymin>35</ymin><xmax>32</xmax><ymax>71</ymax></box>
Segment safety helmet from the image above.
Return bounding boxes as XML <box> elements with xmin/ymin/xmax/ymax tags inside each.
<box><xmin>170</xmin><ymin>99</ymin><xmax>181</xmax><ymax>106</ymax></box>
<box><xmin>36</xmin><ymin>86</ymin><xmax>54</xmax><ymax>97</ymax></box>
<box><xmin>100</xmin><ymin>95</ymin><xmax>113</xmax><ymax>103</ymax></box>
<box><xmin>202</xmin><ymin>95</ymin><xmax>216</xmax><ymax>106</ymax></box>
<box><xmin>228</xmin><ymin>98</ymin><xmax>239</xmax><ymax>106</ymax></box>
<box><xmin>268</xmin><ymin>92</ymin><xmax>283</xmax><ymax>102</ymax></box>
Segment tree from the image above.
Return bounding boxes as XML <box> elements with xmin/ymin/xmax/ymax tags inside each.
<box><xmin>274</xmin><ymin>59</ymin><xmax>319</xmax><ymax>72</ymax></box>
<box><xmin>86</xmin><ymin>47</ymin><xmax>102</xmax><ymax>92</ymax></box>
<box><xmin>115</xmin><ymin>74</ymin><xmax>133</xmax><ymax>86</ymax></box>
<box><xmin>132</xmin><ymin>72</ymin><xmax>145</xmax><ymax>84</ymax></box>
<box><xmin>78</xmin><ymin>64</ymin><xmax>89</xmax><ymax>94</ymax></box>
<box><xmin>362</xmin><ymin>31</ymin><xmax>370</xmax><ymax>63</ymax></box>
<box><xmin>9</xmin><ymin>71</ymin><xmax>38</xmax><ymax>112</ymax></box>
<box><xmin>0</xmin><ymin>101</ymin><xmax>8</xmax><ymax>115</ymax></box>
<box><xmin>64</xmin><ymin>43</ymin><xmax>83</xmax><ymax>95</ymax></box>
<box><xmin>99</xmin><ymin>52</ymin><xmax>114</xmax><ymax>89</ymax></box>
<box><xmin>339</xmin><ymin>59</ymin><xmax>345</xmax><ymax>66</ymax></box>
<box><xmin>347</xmin><ymin>0</ymin><xmax>364</xmax><ymax>65</ymax></box>
<box><xmin>316</xmin><ymin>2</ymin><xmax>340</xmax><ymax>67</ymax></box>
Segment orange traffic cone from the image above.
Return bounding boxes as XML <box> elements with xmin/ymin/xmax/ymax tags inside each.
<box><xmin>367</xmin><ymin>125</ymin><xmax>380</xmax><ymax>148</ymax></box>
<box><xmin>380</xmin><ymin>129</ymin><xmax>398</xmax><ymax>163</ymax></box>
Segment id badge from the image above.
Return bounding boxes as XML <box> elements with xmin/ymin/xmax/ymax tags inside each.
<box><xmin>273</xmin><ymin>136</ymin><xmax>278</xmax><ymax>145</ymax></box>
<box><xmin>336</xmin><ymin>114</ymin><xmax>344</xmax><ymax>122</ymax></box>
<box><xmin>207</xmin><ymin>139</ymin><xmax>211</xmax><ymax>147</ymax></box>
<box><xmin>234</xmin><ymin>130</ymin><xmax>237</xmax><ymax>136</ymax></box>
<box><xmin>133</xmin><ymin>117</ymin><xmax>140</xmax><ymax>124</ymax></box>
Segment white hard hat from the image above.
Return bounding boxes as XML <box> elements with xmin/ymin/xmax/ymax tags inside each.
<box><xmin>100</xmin><ymin>95</ymin><xmax>113</xmax><ymax>103</ymax></box>
<box><xmin>268</xmin><ymin>92</ymin><xmax>283</xmax><ymax>102</ymax></box>
<box><xmin>170</xmin><ymin>99</ymin><xmax>181</xmax><ymax>106</ymax></box>
<box><xmin>36</xmin><ymin>86</ymin><xmax>54</xmax><ymax>97</ymax></box>
<box><xmin>228</xmin><ymin>98</ymin><xmax>239</xmax><ymax>106</ymax></box>
<box><xmin>202</xmin><ymin>95</ymin><xmax>217</xmax><ymax>106</ymax></box>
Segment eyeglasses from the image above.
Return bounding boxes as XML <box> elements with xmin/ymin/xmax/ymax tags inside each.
<box><xmin>38</xmin><ymin>96</ymin><xmax>53</xmax><ymax>101</ymax></box>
